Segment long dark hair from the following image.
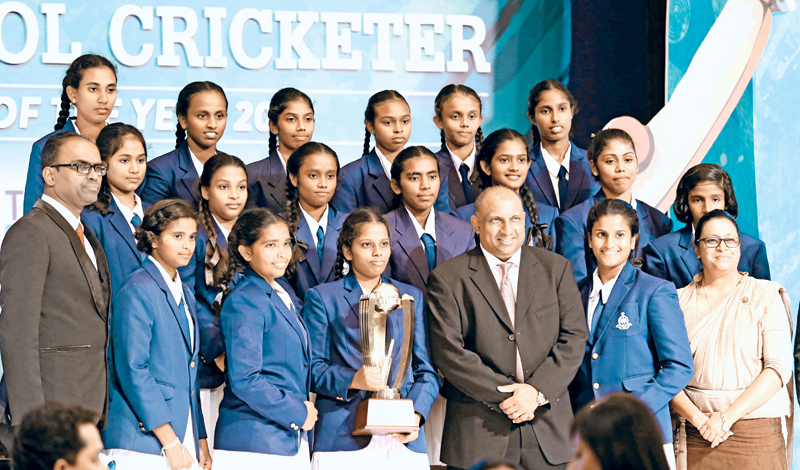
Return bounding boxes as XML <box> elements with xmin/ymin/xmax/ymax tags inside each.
<box><xmin>175</xmin><ymin>81</ymin><xmax>228</xmax><ymax>148</ymax></box>
<box><xmin>89</xmin><ymin>123</ymin><xmax>147</xmax><ymax>215</ymax></box>
<box><xmin>673</xmin><ymin>164</ymin><xmax>739</xmax><ymax>224</ymax></box>
<box><xmin>334</xmin><ymin>207</ymin><xmax>390</xmax><ymax>280</ymax></box>
<box><xmin>586</xmin><ymin>128</ymin><xmax>636</xmax><ymax>182</ymax></box>
<box><xmin>526</xmin><ymin>79</ymin><xmax>578</xmax><ymax>147</ymax></box>
<box><xmin>572</xmin><ymin>393</ymin><xmax>670</xmax><ymax>470</ymax></box>
<box><xmin>585</xmin><ymin>199</ymin><xmax>642</xmax><ymax>267</ymax></box>
<box><xmin>475</xmin><ymin>128</ymin><xmax>552</xmax><ymax>249</ymax></box>
<box><xmin>55</xmin><ymin>54</ymin><xmax>117</xmax><ymax>131</ymax></box>
<box><xmin>267</xmin><ymin>88</ymin><xmax>314</xmax><ymax>155</ymax></box>
<box><xmin>434</xmin><ymin>84</ymin><xmax>484</xmax><ymax>155</ymax></box>
<box><xmin>363</xmin><ymin>90</ymin><xmax>408</xmax><ymax>156</ymax></box>
<box><xmin>216</xmin><ymin>209</ymin><xmax>292</xmax><ymax>313</ymax></box>
<box><xmin>197</xmin><ymin>153</ymin><xmax>248</xmax><ymax>288</ymax></box>
<box><xmin>135</xmin><ymin>199</ymin><xmax>197</xmax><ymax>255</ymax></box>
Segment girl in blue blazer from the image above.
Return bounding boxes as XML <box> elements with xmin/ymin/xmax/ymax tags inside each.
<box><xmin>642</xmin><ymin>163</ymin><xmax>770</xmax><ymax>288</ymax></box>
<box><xmin>555</xmin><ymin>128</ymin><xmax>673</xmax><ymax>280</ymax></box>
<box><xmin>523</xmin><ymin>79</ymin><xmax>599</xmax><ymax>213</ymax></box>
<box><xmin>385</xmin><ymin>146</ymin><xmax>475</xmax><ymax>295</ymax></box>
<box><xmin>432</xmin><ymin>84</ymin><xmax>484</xmax><ymax>212</ymax></box>
<box><xmin>140</xmin><ymin>82</ymin><xmax>228</xmax><ymax>209</ymax></box>
<box><xmin>568</xmin><ymin>199</ymin><xmax>693</xmax><ymax>466</ymax></box>
<box><xmin>103</xmin><ymin>199</ymin><xmax>210</xmax><ymax>470</ymax></box>
<box><xmin>82</xmin><ymin>123</ymin><xmax>146</xmax><ymax>292</ymax></box>
<box><xmin>247</xmin><ymin>88</ymin><xmax>315</xmax><ymax>211</ymax></box>
<box><xmin>454</xmin><ymin>128</ymin><xmax>558</xmax><ymax>250</ymax></box>
<box><xmin>302</xmin><ymin>207</ymin><xmax>440</xmax><ymax>469</ymax></box>
<box><xmin>332</xmin><ymin>90</ymin><xmax>450</xmax><ymax>214</ymax></box>
<box><xmin>25</xmin><ymin>54</ymin><xmax>117</xmax><ymax>214</ymax></box>
<box><xmin>284</xmin><ymin>142</ymin><xmax>347</xmax><ymax>301</ymax></box>
<box><xmin>212</xmin><ymin>209</ymin><xmax>317</xmax><ymax>469</ymax></box>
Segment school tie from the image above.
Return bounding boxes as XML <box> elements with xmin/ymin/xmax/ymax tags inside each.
<box><xmin>498</xmin><ymin>263</ymin><xmax>525</xmax><ymax>382</ymax></box>
<box><xmin>590</xmin><ymin>297</ymin><xmax>605</xmax><ymax>341</ymax></box>
<box><xmin>459</xmin><ymin>163</ymin><xmax>473</xmax><ymax>202</ymax></box>
<box><xmin>557</xmin><ymin>165</ymin><xmax>569</xmax><ymax>213</ymax></box>
<box><xmin>421</xmin><ymin>233</ymin><xmax>436</xmax><ymax>273</ymax></box>
<box><xmin>131</xmin><ymin>214</ymin><xmax>142</xmax><ymax>228</ymax></box>
<box><xmin>177</xmin><ymin>297</ymin><xmax>192</xmax><ymax>348</ymax></box>
<box><xmin>75</xmin><ymin>224</ymin><xmax>85</xmax><ymax>248</ymax></box>
<box><xmin>316</xmin><ymin>226</ymin><xmax>325</xmax><ymax>265</ymax></box>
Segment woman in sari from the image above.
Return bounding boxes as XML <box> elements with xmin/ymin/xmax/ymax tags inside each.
<box><xmin>670</xmin><ymin>209</ymin><xmax>792</xmax><ymax>469</ymax></box>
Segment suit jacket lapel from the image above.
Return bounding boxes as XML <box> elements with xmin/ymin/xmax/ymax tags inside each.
<box><xmin>438</xmin><ymin>149</ymin><xmax>466</xmax><ymax>208</ymax></box>
<box><xmin>343</xmin><ymin>273</ymin><xmax>365</xmax><ymax>322</ymax></box>
<box><xmin>514</xmin><ymin>249</ymin><xmax>541</xmax><ymax>325</ymax></box>
<box><xmin>108</xmin><ymin>199</ymin><xmax>142</xmax><ymax>261</ymax></box>
<box><xmin>678</xmin><ymin>225</ymin><xmax>701</xmax><ymax>276</ymax></box>
<box><xmin>434</xmin><ymin>211</ymin><xmax>456</xmax><ymax>264</ymax></box>
<box><xmin>38</xmin><ymin>200</ymin><xmax>109</xmax><ymax>321</ymax></box>
<box><xmin>297</xmin><ymin>216</ymin><xmax>322</xmax><ymax>282</ymax></box>
<box><xmin>593</xmin><ymin>263</ymin><xmax>635</xmax><ymax>342</ymax></box>
<box><xmin>177</xmin><ymin>144</ymin><xmax>199</xmax><ymax>206</ymax></box>
<box><xmin>267</xmin><ymin>152</ymin><xmax>287</xmax><ymax>210</ymax></box>
<box><xmin>144</xmin><ymin>260</ymin><xmax>192</xmax><ymax>351</ymax></box>
<box><xmin>366</xmin><ymin>151</ymin><xmax>393</xmax><ymax>210</ymax></box>
<box><xmin>468</xmin><ymin>248</ymin><xmax>514</xmax><ymax>332</ymax></box>
<box><xmin>566</xmin><ymin>145</ymin><xmax>588</xmax><ymax>209</ymax></box>
<box><xmin>529</xmin><ymin>146</ymin><xmax>559</xmax><ymax>208</ymax></box>
<box><xmin>321</xmin><ymin>207</ymin><xmax>343</xmax><ymax>279</ymax></box>
<box><xmin>395</xmin><ymin>210</ymin><xmax>429</xmax><ymax>283</ymax></box>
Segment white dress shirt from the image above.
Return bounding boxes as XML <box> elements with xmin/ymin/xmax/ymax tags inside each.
<box><xmin>149</xmin><ymin>255</ymin><xmax>194</xmax><ymax>351</ymax></box>
<box><xmin>447</xmin><ymin>143</ymin><xmax>477</xmax><ymax>182</ymax></box>
<box><xmin>374</xmin><ymin>146</ymin><xmax>394</xmax><ymax>180</ymax></box>
<box><xmin>540</xmin><ymin>142</ymin><xmax>571</xmax><ymax>207</ymax></box>
<box><xmin>111</xmin><ymin>193</ymin><xmax>144</xmax><ymax>233</ymax></box>
<box><xmin>480</xmin><ymin>244</ymin><xmax>521</xmax><ymax>297</ymax></box>
<box><xmin>41</xmin><ymin>194</ymin><xmax>97</xmax><ymax>269</ymax></box>
<box><xmin>406</xmin><ymin>206</ymin><xmax>436</xmax><ymax>255</ymax></box>
<box><xmin>187</xmin><ymin>148</ymin><xmax>204</xmax><ymax>179</ymax></box>
<box><xmin>587</xmin><ymin>268</ymin><xmax>623</xmax><ymax>335</ymax></box>
<box><xmin>211</xmin><ymin>214</ymin><xmax>230</xmax><ymax>240</ymax></box>
<box><xmin>300</xmin><ymin>205</ymin><xmax>329</xmax><ymax>249</ymax></box>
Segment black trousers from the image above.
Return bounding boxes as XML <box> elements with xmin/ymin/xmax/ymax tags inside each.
<box><xmin>447</xmin><ymin>423</ymin><xmax>567</xmax><ymax>470</ymax></box>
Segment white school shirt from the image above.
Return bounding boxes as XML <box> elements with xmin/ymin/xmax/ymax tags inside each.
<box><xmin>540</xmin><ymin>142</ymin><xmax>571</xmax><ymax>207</ymax></box>
<box><xmin>300</xmin><ymin>205</ymin><xmax>330</xmax><ymax>250</ymax></box>
<box><xmin>374</xmin><ymin>146</ymin><xmax>394</xmax><ymax>180</ymax></box>
<box><xmin>111</xmin><ymin>193</ymin><xmax>144</xmax><ymax>233</ymax></box>
<box><xmin>480</xmin><ymin>243</ymin><xmax>521</xmax><ymax>297</ymax></box>
<box><xmin>272</xmin><ymin>280</ymin><xmax>297</xmax><ymax>312</ymax></box>
<box><xmin>41</xmin><ymin>194</ymin><xmax>97</xmax><ymax>270</ymax></box>
<box><xmin>148</xmin><ymin>255</ymin><xmax>194</xmax><ymax>351</ymax></box>
<box><xmin>277</xmin><ymin>149</ymin><xmax>287</xmax><ymax>172</ymax></box>
<box><xmin>211</xmin><ymin>214</ymin><xmax>230</xmax><ymax>240</ymax></box>
<box><xmin>587</xmin><ymin>268</ymin><xmax>622</xmax><ymax>336</ymax></box>
<box><xmin>187</xmin><ymin>148</ymin><xmax>205</xmax><ymax>179</ymax></box>
<box><xmin>406</xmin><ymin>206</ymin><xmax>436</xmax><ymax>254</ymax></box>
<box><xmin>447</xmin><ymin>143</ymin><xmax>477</xmax><ymax>182</ymax></box>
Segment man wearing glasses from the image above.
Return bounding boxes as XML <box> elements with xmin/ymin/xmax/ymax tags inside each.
<box><xmin>0</xmin><ymin>132</ymin><xmax>112</xmax><ymax>449</ymax></box>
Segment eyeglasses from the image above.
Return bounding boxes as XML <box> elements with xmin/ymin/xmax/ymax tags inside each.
<box><xmin>696</xmin><ymin>237</ymin><xmax>741</xmax><ymax>248</ymax></box>
<box><xmin>51</xmin><ymin>163</ymin><xmax>108</xmax><ymax>176</ymax></box>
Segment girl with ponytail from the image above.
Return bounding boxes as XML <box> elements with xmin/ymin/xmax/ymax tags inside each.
<box><xmin>332</xmin><ymin>90</ymin><xmax>451</xmax><ymax>214</ymax></box>
<box><xmin>432</xmin><ymin>84</ymin><xmax>484</xmax><ymax>211</ymax></box>
<box><xmin>247</xmin><ymin>88</ymin><xmax>315</xmax><ymax>212</ymax></box>
<box><xmin>301</xmin><ymin>207</ymin><xmax>439</xmax><ymax>469</ymax></box>
<box><xmin>24</xmin><ymin>54</ymin><xmax>117</xmax><ymax>214</ymax></box>
<box><xmin>524</xmin><ymin>79</ymin><xmax>599</xmax><ymax>213</ymax></box>
<box><xmin>454</xmin><ymin>129</ymin><xmax>558</xmax><ymax>250</ymax></box>
<box><xmin>212</xmin><ymin>208</ymin><xmax>317</xmax><ymax>469</ymax></box>
<box><xmin>283</xmin><ymin>141</ymin><xmax>346</xmax><ymax>300</ymax></box>
<box><xmin>83</xmin><ymin>123</ymin><xmax>147</xmax><ymax>291</ymax></box>
<box><xmin>140</xmin><ymin>81</ymin><xmax>228</xmax><ymax>209</ymax></box>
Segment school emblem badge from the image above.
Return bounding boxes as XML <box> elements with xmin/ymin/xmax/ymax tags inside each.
<box><xmin>615</xmin><ymin>312</ymin><xmax>632</xmax><ymax>331</ymax></box>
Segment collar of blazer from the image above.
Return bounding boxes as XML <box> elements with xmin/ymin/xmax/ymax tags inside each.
<box><xmin>142</xmin><ymin>258</ymin><xmax>195</xmax><ymax>352</ymax></box>
<box><xmin>107</xmin><ymin>198</ymin><xmax>143</xmax><ymax>261</ymax></box>
<box><xmin>587</xmin><ymin>261</ymin><xmax>637</xmax><ymax>344</ymax></box>
<box><xmin>678</xmin><ymin>225</ymin><xmax>702</xmax><ymax>276</ymax></box>
<box><xmin>467</xmin><ymin>246</ymin><xmax>541</xmax><ymax>333</ymax></box>
<box><xmin>176</xmin><ymin>142</ymin><xmax>199</xmax><ymax>206</ymax></box>
<box><xmin>244</xmin><ymin>268</ymin><xmax>309</xmax><ymax>358</ymax></box>
<box><xmin>35</xmin><ymin>199</ymin><xmax>110</xmax><ymax>321</ymax></box>
<box><xmin>365</xmin><ymin>150</ymin><xmax>394</xmax><ymax>208</ymax></box>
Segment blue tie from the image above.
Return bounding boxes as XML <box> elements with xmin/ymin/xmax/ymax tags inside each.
<box><xmin>177</xmin><ymin>297</ymin><xmax>192</xmax><ymax>345</ymax></box>
<box><xmin>590</xmin><ymin>297</ymin><xmax>604</xmax><ymax>341</ymax></box>
<box><xmin>131</xmin><ymin>214</ymin><xmax>142</xmax><ymax>228</ymax></box>
<box><xmin>421</xmin><ymin>233</ymin><xmax>436</xmax><ymax>273</ymax></box>
<box><xmin>557</xmin><ymin>165</ymin><xmax>569</xmax><ymax>213</ymax></box>
<box><xmin>459</xmin><ymin>163</ymin><xmax>473</xmax><ymax>202</ymax></box>
<box><xmin>316</xmin><ymin>226</ymin><xmax>325</xmax><ymax>265</ymax></box>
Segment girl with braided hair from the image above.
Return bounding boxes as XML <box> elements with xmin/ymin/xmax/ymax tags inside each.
<box><xmin>24</xmin><ymin>54</ymin><xmax>117</xmax><ymax>214</ymax></box>
<box><xmin>247</xmin><ymin>87</ymin><xmax>316</xmax><ymax>212</ymax></box>
<box><xmin>454</xmin><ymin>128</ymin><xmax>558</xmax><ymax>250</ymax></box>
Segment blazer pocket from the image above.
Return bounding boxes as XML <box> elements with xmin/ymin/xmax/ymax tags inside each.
<box><xmin>621</xmin><ymin>372</ymin><xmax>653</xmax><ymax>393</ymax></box>
<box><xmin>40</xmin><ymin>345</ymin><xmax>91</xmax><ymax>353</ymax></box>
<box><xmin>156</xmin><ymin>381</ymin><xmax>175</xmax><ymax>401</ymax></box>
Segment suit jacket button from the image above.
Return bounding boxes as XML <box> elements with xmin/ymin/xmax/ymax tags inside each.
<box><xmin>508</xmin><ymin>334</ymin><xmax>515</xmax><ymax>341</ymax></box>
<box><xmin>191</xmin><ymin>390</ymin><xmax>194</xmax><ymax>396</ymax></box>
<box><xmin>138</xmin><ymin>422</ymin><xmax>143</xmax><ymax>426</ymax></box>
<box><xmin>591</xmin><ymin>353</ymin><xmax>599</xmax><ymax>360</ymax></box>
<box><xmin>593</xmin><ymin>383</ymin><xmax>600</xmax><ymax>390</ymax></box>
<box><xmin>507</xmin><ymin>375</ymin><xmax>515</xmax><ymax>380</ymax></box>
<box><xmin>140</xmin><ymin>427</ymin><xmax>146</xmax><ymax>431</ymax></box>
<box><xmin>190</xmin><ymin>361</ymin><xmax>196</xmax><ymax>368</ymax></box>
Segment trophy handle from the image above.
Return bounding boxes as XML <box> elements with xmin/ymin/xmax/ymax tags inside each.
<box><xmin>390</xmin><ymin>295</ymin><xmax>415</xmax><ymax>392</ymax></box>
<box><xmin>359</xmin><ymin>295</ymin><xmax>379</xmax><ymax>367</ymax></box>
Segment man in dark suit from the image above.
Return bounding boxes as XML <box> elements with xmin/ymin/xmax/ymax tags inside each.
<box><xmin>426</xmin><ymin>186</ymin><xmax>588</xmax><ymax>469</ymax></box>
<box><xmin>0</xmin><ymin>132</ymin><xmax>112</xmax><ymax>450</ymax></box>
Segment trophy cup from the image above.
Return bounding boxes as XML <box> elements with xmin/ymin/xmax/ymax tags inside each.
<box><xmin>352</xmin><ymin>282</ymin><xmax>419</xmax><ymax>436</ymax></box>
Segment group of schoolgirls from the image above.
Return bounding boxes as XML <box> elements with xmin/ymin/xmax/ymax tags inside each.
<box><xmin>23</xmin><ymin>53</ymin><xmax>772</xmax><ymax>470</ymax></box>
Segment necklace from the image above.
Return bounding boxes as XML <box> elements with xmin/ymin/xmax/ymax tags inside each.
<box><xmin>700</xmin><ymin>273</ymin><xmax>743</xmax><ymax>309</ymax></box>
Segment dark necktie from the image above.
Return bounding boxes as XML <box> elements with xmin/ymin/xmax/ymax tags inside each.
<box><xmin>557</xmin><ymin>165</ymin><xmax>569</xmax><ymax>213</ymax></box>
<box><xmin>591</xmin><ymin>297</ymin><xmax>605</xmax><ymax>341</ymax></box>
<box><xmin>131</xmin><ymin>214</ymin><xmax>142</xmax><ymax>228</ymax></box>
<box><xmin>316</xmin><ymin>226</ymin><xmax>325</xmax><ymax>265</ymax></box>
<box><xmin>178</xmin><ymin>296</ymin><xmax>192</xmax><ymax>349</ymax></box>
<box><xmin>421</xmin><ymin>233</ymin><xmax>436</xmax><ymax>273</ymax></box>
<box><xmin>459</xmin><ymin>163</ymin><xmax>473</xmax><ymax>202</ymax></box>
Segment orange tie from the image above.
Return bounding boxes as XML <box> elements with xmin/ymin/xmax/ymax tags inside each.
<box><xmin>76</xmin><ymin>224</ymin><xmax>85</xmax><ymax>248</ymax></box>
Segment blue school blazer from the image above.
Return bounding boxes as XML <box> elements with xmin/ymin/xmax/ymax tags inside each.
<box><xmin>435</xmin><ymin>147</ymin><xmax>477</xmax><ymax>211</ymax></box>
<box><xmin>246</xmin><ymin>150</ymin><xmax>286</xmax><ymax>211</ymax></box>
<box><xmin>568</xmin><ymin>262</ymin><xmax>694</xmax><ymax>442</ymax></box>
<box><xmin>383</xmin><ymin>207</ymin><xmax>475</xmax><ymax>295</ymax></box>
<box><xmin>23</xmin><ymin>119</ymin><xmax>78</xmax><ymax>214</ymax></box>
<box><xmin>524</xmin><ymin>142</ymin><xmax>600</xmax><ymax>213</ymax></box>
<box><xmin>454</xmin><ymin>199</ymin><xmax>559</xmax><ymax>250</ymax></box>
<box><xmin>642</xmin><ymin>224</ymin><xmax>771</xmax><ymax>289</ymax></box>
<box><xmin>214</xmin><ymin>268</ymin><xmax>311</xmax><ymax>456</ymax></box>
<box><xmin>302</xmin><ymin>273</ymin><xmax>440</xmax><ymax>454</ymax></box>
<box><xmin>554</xmin><ymin>190</ymin><xmax>674</xmax><ymax>280</ymax></box>
<box><xmin>81</xmin><ymin>199</ymin><xmax>145</xmax><ymax>293</ymax></box>
<box><xmin>139</xmin><ymin>141</ymin><xmax>200</xmax><ymax>209</ymax></box>
<box><xmin>332</xmin><ymin>149</ymin><xmax>451</xmax><ymax>214</ymax></box>
<box><xmin>103</xmin><ymin>258</ymin><xmax>206</xmax><ymax>456</ymax></box>
<box><xmin>290</xmin><ymin>205</ymin><xmax>348</xmax><ymax>301</ymax></box>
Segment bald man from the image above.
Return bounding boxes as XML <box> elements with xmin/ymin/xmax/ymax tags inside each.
<box><xmin>426</xmin><ymin>186</ymin><xmax>588</xmax><ymax>469</ymax></box>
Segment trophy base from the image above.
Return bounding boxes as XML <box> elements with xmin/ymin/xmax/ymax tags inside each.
<box><xmin>352</xmin><ymin>398</ymin><xmax>419</xmax><ymax>436</ymax></box>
